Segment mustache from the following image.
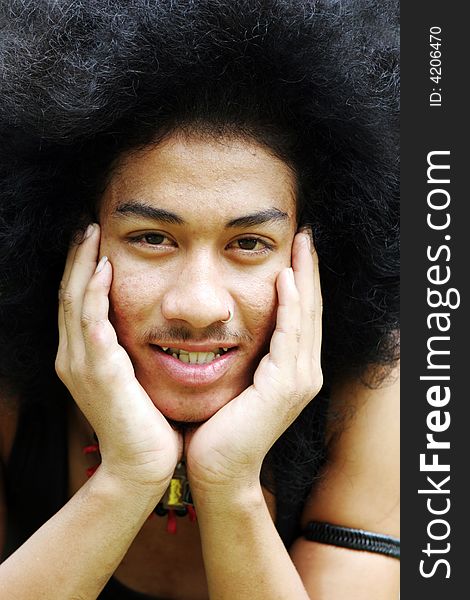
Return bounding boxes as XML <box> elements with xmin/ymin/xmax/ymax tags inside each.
<box><xmin>141</xmin><ymin>324</ymin><xmax>253</xmax><ymax>345</ymax></box>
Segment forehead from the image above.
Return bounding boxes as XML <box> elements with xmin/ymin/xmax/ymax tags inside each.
<box><xmin>100</xmin><ymin>133</ymin><xmax>298</xmax><ymax>223</ymax></box>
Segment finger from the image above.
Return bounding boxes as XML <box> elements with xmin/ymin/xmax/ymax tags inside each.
<box><xmin>58</xmin><ymin>225</ymin><xmax>94</xmax><ymax>356</ymax></box>
<box><xmin>291</xmin><ymin>232</ymin><xmax>322</xmax><ymax>365</ymax></box>
<box><xmin>61</xmin><ymin>223</ymin><xmax>101</xmax><ymax>346</ymax></box>
<box><xmin>80</xmin><ymin>257</ymin><xmax>120</xmax><ymax>361</ymax></box>
<box><xmin>268</xmin><ymin>267</ymin><xmax>301</xmax><ymax>371</ymax></box>
<box><xmin>61</xmin><ymin>224</ymin><xmax>94</xmax><ymax>288</ymax></box>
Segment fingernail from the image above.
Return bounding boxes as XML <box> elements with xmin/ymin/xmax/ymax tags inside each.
<box><xmin>85</xmin><ymin>223</ymin><xmax>96</xmax><ymax>239</ymax></box>
<box><xmin>298</xmin><ymin>226</ymin><xmax>314</xmax><ymax>251</ymax></box>
<box><xmin>306</xmin><ymin>230</ymin><xmax>314</xmax><ymax>251</ymax></box>
<box><xmin>307</xmin><ymin>234</ymin><xmax>316</xmax><ymax>255</ymax></box>
<box><xmin>95</xmin><ymin>256</ymin><xmax>108</xmax><ymax>274</ymax></box>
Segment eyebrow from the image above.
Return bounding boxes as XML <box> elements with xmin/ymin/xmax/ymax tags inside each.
<box><xmin>114</xmin><ymin>202</ymin><xmax>185</xmax><ymax>225</ymax></box>
<box><xmin>226</xmin><ymin>208</ymin><xmax>288</xmax><ymax>228</ymax></box>
<box><xmin>114</xmin><ymin>201</ymin><xmax>289</xmax><ymax>228</ymax></box>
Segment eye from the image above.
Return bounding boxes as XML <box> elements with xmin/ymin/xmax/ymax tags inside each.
<box><xmin>142</xmin><ymin>233</ymin><xmax>166</xmax><ymax>245</ymax></box>
<box><xmin>227</xmin><ymin>237</ymin><xmax>274</xmax><ymax>254</ymax></box>
<box><xmin>127</xmin><ymin>232</ymin><xmax>176</xmax><ymax>249</ymax></box>
<box><xmin>236</xmin><ymin>238</ymin><xmax>263</xmax><ymax>250</ymax></box>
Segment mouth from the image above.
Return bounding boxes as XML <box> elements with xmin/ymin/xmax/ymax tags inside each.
<box><xmin>149</xmin><ymin>343</ymin><xmax>239</xmax><ymax>387</ymax></box>
<box><xmin>156</xmin><ymin>345</ymin><xmax>233</xmax><ymax>364</ymax></box>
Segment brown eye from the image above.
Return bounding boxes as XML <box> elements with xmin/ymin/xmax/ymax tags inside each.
<box><xmin>226</xmin><ymin>236</ymin><xmax>273</xmax><ymax>257</ymax></box>
<box><xmin>144</xmin><ymin>233</ymin><xmax>165</xmax><ymax>245</ymax></box>
<box><xmin>237</xmin><ymin>238</ymin><xmax>260</xmax><ymax>250</ymax></box>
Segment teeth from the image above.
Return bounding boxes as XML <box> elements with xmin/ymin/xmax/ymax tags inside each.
<box><xmin>198</xmin><ymin>352</ymin><xmax>215</xmax><ymax>364</ymax></box>
<box><xmin>161</xmin><ymin>345</ymin><xmax>232</xmax><ymax>364</ymax></box>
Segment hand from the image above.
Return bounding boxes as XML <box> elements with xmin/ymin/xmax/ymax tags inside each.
<box><xmin>56</xmin><ymin>224</ymin><xmax>181</xmax><ymax>492</ymax></box>
<box><xmin>185</xmin><ymin>231</ymin><xmax>323</xmax><ymax>495</ymax></box>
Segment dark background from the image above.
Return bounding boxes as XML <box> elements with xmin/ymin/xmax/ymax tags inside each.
<box><xmin>401</xmin><ymin>2</ymin><xmax>467</xmax><ymax>597</ymax></box>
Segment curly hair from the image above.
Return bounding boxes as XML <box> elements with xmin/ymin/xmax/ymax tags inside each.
<box><xmin>0</xmin><ymin>0</ymin><xmax>399</xmax><ymax>519</ymax></box>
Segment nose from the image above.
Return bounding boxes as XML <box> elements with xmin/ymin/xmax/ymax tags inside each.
<box><xmin>161</xmin><ymin>256</ymin><xmax>232</xmax><ymax>329</ymax></box>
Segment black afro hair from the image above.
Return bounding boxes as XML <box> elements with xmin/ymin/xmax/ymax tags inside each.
<box><xmin>0</xmin><ymin>0</ymin><xmax>399</xmax><ymax>524</ymax></box>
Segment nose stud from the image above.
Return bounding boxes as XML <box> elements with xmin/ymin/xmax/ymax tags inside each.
<box><xmin>221</xmin><ymin>307</ymin><xmax>234</xmax><ymax>324</ymax></box>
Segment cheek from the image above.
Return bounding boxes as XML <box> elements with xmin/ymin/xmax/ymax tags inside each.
<box><xmin>100</xmin><ymin>230</ymin><xmax>160</xmax><ymax>334</ymax></box>
<box><xmin>239</xmin><ymin>246</ymin><xmax>292</xmax><ymax>331</ymax></box>
<box><xmin>108</xmin><ymin>262</ymin><xmax>159</xmax><ymax>343</ymax></box>
<box><xmin>236</xmin><ymin>272</ymin><xmax>278</xmax><ymax>345</ymax></box>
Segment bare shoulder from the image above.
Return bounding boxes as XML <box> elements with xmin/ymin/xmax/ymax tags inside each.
<box><xmin>289</xmin><ymin>365</ymin><xmax>400</xmax><ymax>599</ymax></box>
<box><xmin>303</xmin><ymin>364</ymin><xmax>400</xmax><ymax>534</ymax></box>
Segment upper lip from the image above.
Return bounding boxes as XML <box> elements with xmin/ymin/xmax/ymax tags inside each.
<box><xmin>151</xmin><ymin>342</ymin><xmax>237</xmax><ymax>352</ymax></box>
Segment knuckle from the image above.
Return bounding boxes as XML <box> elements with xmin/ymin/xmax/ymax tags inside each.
<box><xmin>82</xmin><ymin>317</ymin><xmax>110</xmax><ymax>347</ymax></box>
<box><xmin>308</xmin><ymin>307</ymin><xmax>317</xmax><ymax>322</ymax></box>
<box><xmin>80</xmin><ymin>311</ymin><xmax>94</xmax><ymax>330</ymax></box>
<box><xmin>59</xmin><ymin>287</ymin><xmax>74</xmax><ymax>313</ymax></box>
<box><xmin>297</xmin><ymin>367</ymin><xmax>323</xmax><ymax>400</ymax></box>
<box><xmin>282</xmin><ymin>380</ymin><xmax>300</xmax><ymax>403</ymax></box>
<box><xmin>274</xmin><ymin>324</ymin><xmax>288</xmax><ymax>335</ymax></box>
<box><xmin>54</xmin><ymin>356</ymin><xmax>67</xmax><ymax>380</ymax></box>
<box><xmin>307</xmin><ymin>372</ymin><xmax>324</xmax><ymax>398</ymax></box>
<box><xmin>290</xmin><ymin>390</ymin><xmax>305</xmax><ymax>405</ymax></box>
<box><xmin>58</xmin><ymin>278</ymin><xmax>67</xmax><ymax>294</ymax></box>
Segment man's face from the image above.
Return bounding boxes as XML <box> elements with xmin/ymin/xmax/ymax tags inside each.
<box><xmin>99</xmin><ymin>132</ymin><xmax>297</xmax><ymax>423</ymax></box>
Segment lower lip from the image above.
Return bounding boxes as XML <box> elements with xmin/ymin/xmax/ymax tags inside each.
<box><xmin>149</xmin><ymin>346</ymin><xmax>238</xmax><ymax>387</ymax></box>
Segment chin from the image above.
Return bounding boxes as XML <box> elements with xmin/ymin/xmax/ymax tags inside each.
<box><xmin>144</xmin><ymin>383</ymin><xmax>245</xmax><ymax>424</ymax></box>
